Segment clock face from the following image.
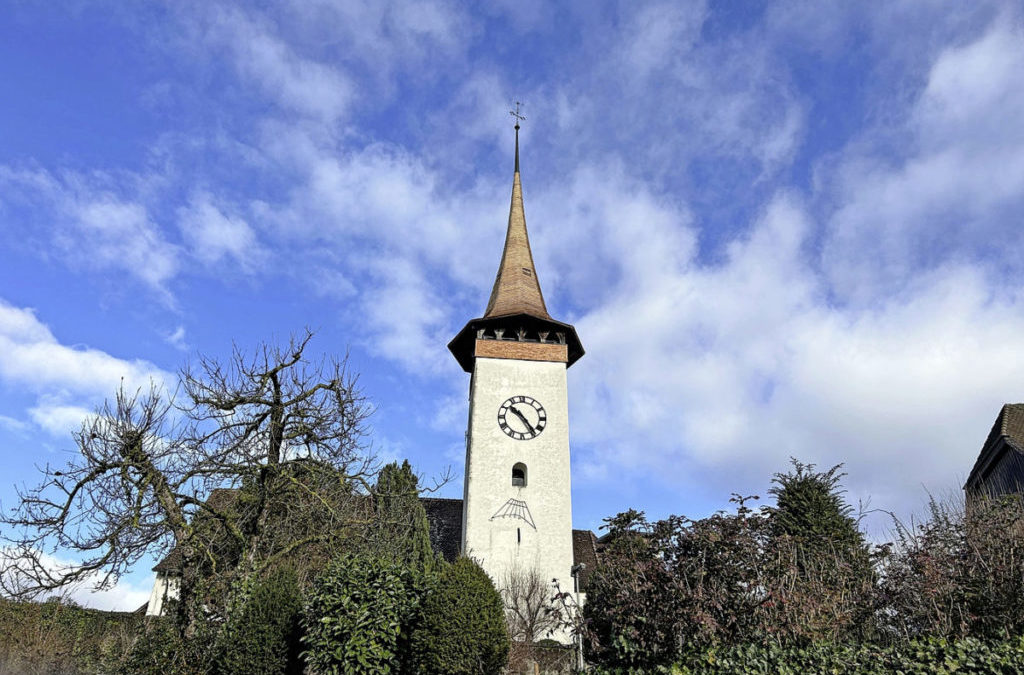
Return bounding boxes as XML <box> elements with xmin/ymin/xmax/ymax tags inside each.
<box><xmin>498</xmin><ymin>395</ymin><xmax>547</xmax><ymax>440</ymax></box>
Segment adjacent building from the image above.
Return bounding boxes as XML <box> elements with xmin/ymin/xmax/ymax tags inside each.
<box><xmin>964</xmin><ymin>403</ymin><xmax>1024</xmax><ymax>499</ymax></box>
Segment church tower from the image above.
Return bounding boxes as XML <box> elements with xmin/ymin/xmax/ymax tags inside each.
<box><xmin>448</xmin><ymin>120</ymin><xmax>584</xmax><ymax>623</ymax></box>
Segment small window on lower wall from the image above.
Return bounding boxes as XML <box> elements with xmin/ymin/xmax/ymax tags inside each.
<box><xmin>512</xmin><ymin>462</ymin><xmax>527</xmax><ymax>487</ymax></box>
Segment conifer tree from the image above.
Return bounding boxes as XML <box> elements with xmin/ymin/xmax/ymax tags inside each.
<box><xmin>372</xmin><ymin>460</ymin><xmax>435</xmax><ymax>570</ymax></box>
<box><xmin>768</xmin><ymin>459</ymin><xmax>867</xmax><ymax>556</ymax></box>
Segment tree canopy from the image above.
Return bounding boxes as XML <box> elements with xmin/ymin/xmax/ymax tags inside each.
<box><xmin>0</xmin><ymin>331</ymin><xmax>374</xmax><ymax>627</ymax></box>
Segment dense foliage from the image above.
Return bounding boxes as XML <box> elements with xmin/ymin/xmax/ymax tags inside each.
<box><xmin>6</xmin><ymin>453</ymin><xmax>1024</xmax><ymax>674</ymax></box>
<box><xmin>370</xmin><ymin>460</ymin><xmax>437</xmax><ymax>571</ymax></box>
<box><xmin>215</xmin><ymin>567</ymin><xmax>303</xmax><ymax>675</ymax></box>
<box><xmin>590</xmin><ymin>637</ymin><xmax>1024</xmax><ymax>675</ymax></box>
<box><xmin>410</xmin><ymin>556</ymin><xmax>510</xmax><ymax>675</ymax></box>
<box><xmin>0</xmin><ymin>598</ymin><xmax>140</xmax><ymax>675</ymax></box>
<box><xmin>302</xmin><ymin>554</ymin><xmax>419</xmax><ymax>675</ymax></box>
<box><xmin>584</xmin><ymin>461</ymin><xmax>1024</xmax><ymax>671</ymax></box>
<box><xmin>883</xmin><ymin>493</ymin><xmax>1024</xmax><ymax>640</ymax></box>
<box><xmin>118</xmin><ymin>615</ymin><xmax>201</xmax><ymax>675</ymax></box>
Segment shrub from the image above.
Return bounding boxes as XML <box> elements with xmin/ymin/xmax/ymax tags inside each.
<box><xmin>409</xmin><ymin>556</ymin><xmax>509</xmax><ymax>675</ymax></box>
<box><xmin>588</xmin><ymin>636</ymin><xmax>1024</xmax><ymax>674</ymax></box>
<box><xmin>372</xmin><ymin>460</ymin><xmax>437</xmax><ymax>571</ymax></box>
<box><xmin>0</xmin><ymin>597</ymin><xmax>141</xmax><ymax>675</ymax></box>
<box><xmin>215</xmin><ymin>567</ymin><xmax>303</xmax><ymax>675</ymax></box>
<box><xmin>301</xmin><ymin>554</ymin><xmax>419</xmax><ymax>675</ymax></box>
<box><xmin>117</xmin><ymin>616</ymin><xmax>203</xmax><ymax>675</ymax></box>
<box><xmin>882</xmin><ymin>493</ymin><xmax>1024</xmax><ymax>640</ymax></box>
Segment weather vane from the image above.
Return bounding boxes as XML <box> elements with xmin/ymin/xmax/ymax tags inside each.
<box><xmin>509</xmin><ymin>101</ymin><xmax>526</xmax><ymax>128</ymax></box>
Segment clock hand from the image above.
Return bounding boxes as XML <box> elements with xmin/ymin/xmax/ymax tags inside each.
<box><xmin>508</xmin><ymin>405</ymin><xmax>535</xmax><ymax>433</ymax></box>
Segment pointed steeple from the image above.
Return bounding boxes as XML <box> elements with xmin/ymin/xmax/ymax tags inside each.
<box><xmin>483</xmin><ymin>122</ymin><xmax>551</xmax><ymax>320</ymax></box>
<box><xmin>447</xmin><ymin>113</ymin><xmax>584</xmax><ymax>374</ymax></box>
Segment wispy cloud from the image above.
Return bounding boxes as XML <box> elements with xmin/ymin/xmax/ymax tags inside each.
<box><xmin>0</xmin><ymin>167</ymin><xmax>181</xmax><ymax>301</ymax></box>
<box><xmin>0</xmin><ymin>299</ymin><xmax>171</xmax><ymax>436</ymax></box>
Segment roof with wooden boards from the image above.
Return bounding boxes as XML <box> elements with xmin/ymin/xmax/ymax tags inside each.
<box><xmin>483</xmin><ymin>126</ymin><xmax>551</xmax><ymax>321</ymax></box>
<box><xmin>965</xmin><ymin>403</ymin><xmax>1024</xmax><ymax>491</ymax></box>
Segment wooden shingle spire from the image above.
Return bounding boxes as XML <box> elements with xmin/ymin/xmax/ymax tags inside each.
<box><xmin>483</xmin><ymin>118</ymin><xmax>551</xmax><ymax>320</ymax></box>
<box><xmin>447</xmin><ymin>109</ymin><xmax>584</xmax><ymax>373</ymax></box>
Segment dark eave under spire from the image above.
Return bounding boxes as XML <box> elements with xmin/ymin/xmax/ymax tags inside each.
<box><xmin>448</xmin><ymin>120</ymin><xmax>583</xmax><ymax>373</ymax></box>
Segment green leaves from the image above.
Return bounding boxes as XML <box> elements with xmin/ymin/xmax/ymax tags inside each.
<box><xmin>302</xmin><ymin>554</ymin><xmax>508</xmax><ymax>675</ymax></box>
<box><xmin>301</xmin><ymin>553</ymin><xmax>419</xmax><ymax>675</ymax></box>
<box><xmin>591</xmin><ymin>638</ymin><xmax>1024</xmax><ymax>675</ymax></box>
<box><xmin>409</xmin><ymin>556</ymin><xmax>510</xmax><ymax>675</ymax></box>
<box><xmin>215</xmin><ymin>567</ymin><xmax>303</xmax><ymax>675</ymax></box>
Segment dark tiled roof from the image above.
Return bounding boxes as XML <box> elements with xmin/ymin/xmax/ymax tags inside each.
<box><xmin>153</xmin><ymin>547</ymin><xmax>182</xmax><ymax>573</ymax></box>
<box><xmin>572</xmin><ymin>529</ymin><xmax>599</xmax><ymax>590</ymax></box>
<box><xmin>421</xmin><ymin>497</ymin><xmax>464</xmax><ymax>562</ymax></box>
<box><xmin>966</xmin><ymin>404</ymin><xmax>1024</xmax><ymax>490</ymax></box>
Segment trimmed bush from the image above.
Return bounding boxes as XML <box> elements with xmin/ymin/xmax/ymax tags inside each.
<box><xmin>216</xmin><ymin>567</ymin><xmax>303</xmax><ymax>675</ymax></box>
<box><xmin>590</xmin><ymin>636</ymin><xmax>1024</xmax><ymax>674</ymax></box>
<box><xmin>409</xmin><ymin>556</ymin><xmax>509</xmax><ymax>675</ymax></box>
<box><xmin>301</xmin><ymin>554</ymin><xmax>419</xmax><ymax>675</ymax></box>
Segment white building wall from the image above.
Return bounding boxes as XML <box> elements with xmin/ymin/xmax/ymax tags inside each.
<box><xmin>463</xmin><ymin>356</ymin><xmax>574</xmax><ymax>641</ymax></box>
<box><xmin>145</xmin><ymin>572</ymin><xmax>180</xmax><ymax>616</ymax></box>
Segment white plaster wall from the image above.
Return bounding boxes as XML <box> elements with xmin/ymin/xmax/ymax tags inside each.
<box><xmin>145</xmin><ymin>572</ymin><xmax>180</xmax><ymax>616</ymax></box>
<box><xmin>462</xmin><ymin>357</ymin><xmax>574</xmax><ymax>641</ymax></box>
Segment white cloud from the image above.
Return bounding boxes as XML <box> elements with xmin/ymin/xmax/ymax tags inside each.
<box><xmin>0</xmin><ymin>301</ymin><xmax>169</xmax><ymax>397</ymax></box>
<box><xmin>189</xmin><ymin>3</ymin><xmax>354</xmax><ymax>123</ymax></box>
<box><xmin>67</xmin><ymin>196</ymin><xmax>180</xmax><ymax>291</ymax></box>
<box><xmin>0</xmin><ymin>414</ymin><xmax>28</xmax><ymax>434</ymax></box>
<box><xmin>0</xmin><ymin>166</ymin><xmax>181</xmax><ymax>299</ymax></box>
<box><xmin>0</xmin><ymin>299</ymin><xmax>170</xmax><ymax>436</ymax></box>
<box><xmin>28</xmin><ymin>401</ymin><xmax>96</xmax><ymax>437</ymax></box>
<box><xmin>165</xmin><ymin>325</ymin><xmax>188</xmax><ymax>351</ymax></box>
<box><xmin>178</xmin><ymin>192</ymin><xmax>264</xmax><ymax>270</ymax></box>
<box><xmin>70</xmin><ymin>576</ymin><xmax>152</xmax><ymax>612</ymax></box>
<box><xmin>2</xmin><ymin>549</ymin><xmax>152</xmax><ymax>612</ymax></box>
<box><xmin>823</xmin><ymin>17</ymin><xmax>1024</xmax><ymax>301</ymax></box>
<box><xmin>564</xmin><ymin>185</ymin><xmax>1024</xmax><ymax>518</ymax></box>
<box><xmin>622</xmin><ymin>1</ymin><xmax>708</xmax><ymax>77</ymax></box>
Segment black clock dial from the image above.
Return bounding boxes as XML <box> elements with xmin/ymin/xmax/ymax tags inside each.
<box><xmin>497</xmin><ymin>396</ymin><xmax>547</xmax><ymax>440</ymax></box>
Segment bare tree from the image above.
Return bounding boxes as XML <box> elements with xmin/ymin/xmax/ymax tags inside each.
<box><xmin>500</xmin><ymin>564</ymin><xmax>559</xmax><ymax>670</ymax></box>
<box><xmin>0</xmin><ymin>331</ymin><xmax>375</xmax><ymax>627</ymax></box>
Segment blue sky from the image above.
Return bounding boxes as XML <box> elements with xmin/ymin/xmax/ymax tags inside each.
<box><xmin>2</xmin><ymin>1</ymin><xmax>1023</xmax><ymax>609</ymax></box>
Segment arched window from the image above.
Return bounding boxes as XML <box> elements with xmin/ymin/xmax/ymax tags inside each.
<box><xmin>512</xmin><ymin>462</ymin><xmax>527</xmax><ymax>487</ymax></box>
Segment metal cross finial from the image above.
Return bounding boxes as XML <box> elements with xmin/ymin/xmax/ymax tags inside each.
<box><xmin>510</xmin><ymin>101</ymin><xmax>526</xmax><ymax>128</ymax></box>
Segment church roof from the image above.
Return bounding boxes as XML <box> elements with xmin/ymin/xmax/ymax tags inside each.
<box><xmin>154</xmin><ymin>493</ymin><xmax>464</xmax><ymax>574</ymax></box>
<box><xmin>483</xmin><ymin>126</ymin><xmax>551</xmax><ymax>321</ymax></box>
<box><xmin>420</xmin><ymin>497</ymin><xmax>464</xmax><ymax>563</ymax></box>
<box><xmin>965</xmin><ymin>403</ymin><xmax>1024</xmax><ymax>490</ymax></box>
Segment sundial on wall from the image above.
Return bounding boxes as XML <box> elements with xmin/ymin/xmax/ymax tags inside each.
<box><xmin>490</xmin><ymin>498</ymin><xmax>536</xmax><ymax>529</ymax></box>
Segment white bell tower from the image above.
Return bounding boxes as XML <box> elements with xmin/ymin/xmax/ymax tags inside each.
<box><xmin>448</xmin><ymin>120</ymin><xmax>584</xmax><ymax>639</ymax></box>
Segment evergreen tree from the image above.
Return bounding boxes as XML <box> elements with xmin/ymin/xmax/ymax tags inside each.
<box><xmin>372</xmin><ymin>460</ymin><xmax>435</xmax><ymax>570</ymax></box>
<box><xmin>409</xmin><ymin>557</ymin><xmax>510</xmax><ymax>675</ymax></box>
<box><xmin>769</xmin><ymin>459</ymin><xmax>867</xmax><ymax>555</ymax></box>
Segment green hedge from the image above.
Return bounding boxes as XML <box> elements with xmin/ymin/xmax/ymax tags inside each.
<box><xmin>591</xmin><ymin>637</ymin><xmax>1024</xmax><ymax>675</ymax></box>
<box><xmin>409</xmin><ymin>556</ymin><xmax>509</xmax><ymax>675</ymax></box>
<box><xmin>301</xmin><ymin>554</ymin><xmax>420</xmax><ymax>675</ymax></box>
<box><xmin>216</xmin><ymin>567</ymin><xmax>303</xmax><ymax>675</ymax></box>
<box><xmin>0</xmin><ymin>597</ymin><xmax>142</xmax><ymax>674</ymax></box>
